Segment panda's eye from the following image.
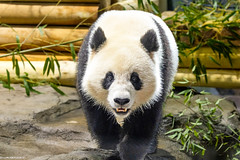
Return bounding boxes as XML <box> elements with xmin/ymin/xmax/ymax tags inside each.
<box><xmin>102</xmin><ymin>71</ymin><xmax>114</xmax><ymax>90</ymax></box>
<box><xmin>130</xmin><ymin>72</ymin><xmax>142</xmax><ymax>90</ymax></box>
<box><xmin>106</xmin><ymin>73</ymin><xmax>114</xmax><ymax>82</ymax></box>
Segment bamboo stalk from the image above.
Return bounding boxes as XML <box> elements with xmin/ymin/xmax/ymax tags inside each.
<box><xmin>0</xmin><ymin>3</ymin><xmax>98</xmax><ymax>25</ymax></box>
<box><xmin>0</xmin><ymin>60</ymin><xmax>240</xmax><ymax>88</ymax></box>
<box><xmin>179</xmin><ymin>47</ymin><xmax>240</xmax><ymax>69</ymax></box>
<box><xmin>0</xmin><ymin>26</ymin><xmax>87</xmax><ymax>51</ymax></box>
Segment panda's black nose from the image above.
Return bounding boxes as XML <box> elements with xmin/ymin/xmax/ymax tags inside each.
<box><xmin>114</xmin><ymin>98</ymin><xmax>130</xmax><ymax>105</ymax></box>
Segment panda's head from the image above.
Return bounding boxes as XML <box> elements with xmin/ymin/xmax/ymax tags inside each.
<box><xmin>82</xmin><ymin>25</ymin><xmax>162</xmax><ymax>125</ymax></box>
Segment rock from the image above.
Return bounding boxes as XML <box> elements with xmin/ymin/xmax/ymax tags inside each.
<box><xmin>157</xmin><ymin>137</ymin><xmax>191</xmax><ymax>160</ymax></box>
<box><xmin>33</xmin><ymin>99</ymin><xmax>80</xmax><ymax>123</ymax></box>
<box><xmin>33</xmin><ymin>148</ymin><xmax>178</xmax><ymax>160</ymax></box>
<box><xmin>164</xmin><ymin>94</ymin><xmax>240</xmax><ymax>130</ymax></box>
<box><xmin>163</xmin><ymin>94</ymin><xmax>240</xmax><ymax>159</ymax></box>
<box><xmin>0</xmin><ymin>84</ymin><xmax>78</xmax><ymax>122</ymax></box>
<box><xmin>0</xmin><ymin>84</ymin><xmax>239</xmax><ymax>160</ymax></box>
<box><xmin>32</xmin><ymin>148</ymin><xmax>116</xmax><ymax>160</ymax></box>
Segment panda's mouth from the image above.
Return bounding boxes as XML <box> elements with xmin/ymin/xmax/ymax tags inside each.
<box><xmin>114</xmin><ymin>108</ymin><xmax>129</xmax><ymax>114</ymax></box>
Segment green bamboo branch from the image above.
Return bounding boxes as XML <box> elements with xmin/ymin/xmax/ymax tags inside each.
<box><xmin>0</xmin><ymin>38</ymin><xmax>83</xmax><ymax>58</ymax></box>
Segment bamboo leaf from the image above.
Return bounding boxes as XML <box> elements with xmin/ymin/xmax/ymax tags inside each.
<box><xmin>229</xmin><ymin>29</ymin><xmax>240</xmax><ymax>40</ymax></box>
<box><xmin>150</xmin><ymin>1</ymin><xmax>160</xmax><ymax>16</ymax></box>
<box><xmin>192</xmin><ymin>65</ymin><xmax>196</xmax><ymax>72</ymax></box>
<box><xmin>50</xmin><ymin>57</ymin><xmax>55</xmax><ymax>74</ymax></box>
<box><xmin>29</xmin><ymin>85</ymin><xmax>42</xmax><ymax>94</ymax></box>
<box><xmin>215</xmin><ymin>135</ymin><xmax>219</xmax><ymax>148</ymax></box>
<box><xmin>3</xmin><ymin>69</ymin><xmax>14</xmax><ymax>90</ymax></box>
<box><xmin>209</xmin><ymin>56</ymin><xmax>221</xmax><ymax>66</ymax></box>
<box><xmin>192</xmin><ymin>142</ymin><xmax>206</xmax><ymax>151</ymax></box>
<box><xmin>16</xmin><ymin>35</ymin><xmax>21</xmax><ymax>51</ymax></box>
<box><xmin>227</xmin><ymin>125</ymin><xmax>238</xmax><ymax>136</ymax></box>
<box><xmin>168</xmin><ymin>132</ymin><xmax>178</xmax><ymax>139</ymax></box>
<box><xmin>43</xmin><ymin>57</ymin><xmax>50</xmax><ymax>75</ymax></box>
<box><xmin>15</xmin><ymin>59</ymin><xmax>20</xmax><ymax>77</ymax></box>
<box><xmin>50</xmin><ymin>83</ymin><xmax>65</xmax><ymax>96</ymax></box>
<box><xmin>70</xmin><ymin>43</ymin><xmax>76</xmax><ymax>62</ymax></box>
<box><xmin>176</xmin><ymin>132</ymin><xmax>182</xmax><ymax>141</ymax></box>
<box><xmin>38</xmin><ymin>24</ymin><xmax>47</xmax><ymax>36</ymax></box>
<box><xmin>202</xmin><ymin>65</ymin><xmax>208</xmax><ymax>83</ymax></box>
<box><xmin>23</xmin><ymin>79</ymin><xmax>30</xmax><ymax>96</ymax></box>
<box><xmin>222</xmin><ymin>11</ymin><xmax>236</xmax><ymax>22</ymax></box>
<box><xmin>137</xmin><ymin>0</ymin><xmax>145</xmax><ymax>9</ymax></box>
<box><xmin>21</xmin><ymin>54</ymin><xmax>36</xmax><ymax>71</ymax></box>
<box><xmin>165</xmin><ymin>128</ymin><xmax>183</xmax><ymax>135</ymax></box>
<box><xmin>54</xmin><ymin>57</ymin><xmax>61</xmax><ymax>78</ymax></box>
<box><xmin>228</xmin><ymin>113</ymin><xmax>236</xmax><ymax>119</ymax></box>
<box><xmin>235</xmin><ymin>150</ymin><xmax>240</xmax><ymax>156</ymax></box>
<box><xmin>200</xmin><ymin>90</ymin><xmax>211</xmax><ymax>95</ymax></box>
<box><xmin>46</xmin><ymin>59</ymin><xmax>51</xmax><ymax>76</ymax></box>
<box><xmin>177</xmin><ymin>78</ymin><xmax>189</xmax><ymax>84</ymax></box>
<box><xmin>12</xmin><ymin>53</ymin><xmax>16</xmax><ymax>69</ymax></box>
<box><xmin>178</xmin><ymin>109</ymin><xmax>186</xmax><ymax>117</ymax></box>
<box><xmin>6</xmin><ymin>69</ymin><xmax>11</xmax><ymax>87</ymax></box>
<box><xmin>215</xmin><ymin>98</ymin><xmax>224</xmax><ymax>106</ymax></box>
<box><xmin>217</xmin><ymin>142</ymin><xmax>224</xmax><ymax>151</ymax></box>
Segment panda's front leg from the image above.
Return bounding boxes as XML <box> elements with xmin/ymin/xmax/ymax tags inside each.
<box><xmin>117</xmin><ymin>105</ymin><xmax>161</xmax><ymax>160</ymax></box>
<box><xmin>81</xmin><ymin>99</ymin><xmax>122</xmax><ymax>150</ymax></box>
<box><xmin>117</xmin><ymin>135</ymin><xmax>153</xmax><ymax>160</ymax></box>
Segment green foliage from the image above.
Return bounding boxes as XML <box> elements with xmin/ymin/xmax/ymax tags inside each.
<box><xmin>138</xmin><ymin>0</ymin><xmax>240</xmax><ymax>82</ymax></box>
<box><xmin>0</xmin><ymin>25</ymin><xmax>82</xmax><ymax>96</ymax></box>
<box><xmin>21</xmin><ymin>72</ymin><xmax>42</xmax><ymax>96</ymax></box>
<box><xmin>166</xmin><ymin>90</ymin><xmax>240</xmax><ymax>159</ymax></box>
<box><xmin>0</xmin><ymin>0</ymin><xmax>86</xmax><ymax>96</ymax></box>
<box><xmin>164</xmin><ymin>0</ymin><xmax>240</xmax><ymax>82</ymax></box>
<box><xmin>43</xmin><ymin>55</ymin><xmax>61</xmax><ymax>77</ymax></box>
<box><xmin>133</xmin><ymin>0</ymin><xmax>162</xmax><ymax>17</ymax></box>
<box><xmin>0</xmin><ymin>70</ymin><xmax>14</xmax><ymax>90</ymax></box>
<box><xmin>70</xmin><ymin>43</ymin><xmax>77</xmax><ymax>62</ymax></box>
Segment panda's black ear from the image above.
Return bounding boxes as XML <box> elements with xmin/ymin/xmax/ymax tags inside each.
<box><xmin>140</xmin><ymin>29</ymin><xmax>159</xmax><ymax>53</ymax></box>
<box><xmin>90</xmin><ymin>27</ymin><xmax>106</xmax><ymax>51</ymax></box>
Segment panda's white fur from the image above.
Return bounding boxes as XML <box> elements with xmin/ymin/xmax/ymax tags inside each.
<box><xmin>81</xmin><ymin>10</ymin><xmax>178</xmax><ymax>125</ymax></box>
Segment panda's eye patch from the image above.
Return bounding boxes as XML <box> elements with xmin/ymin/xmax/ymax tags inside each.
<box><xmin>102</xmin><ymin>71</ymin><xmax>114</xmax><ymax>90</ymax></box>
<box><xmin>130</xmin><ymin>72</ymin><xmax>142</xmax><ymax>90</ymax></box>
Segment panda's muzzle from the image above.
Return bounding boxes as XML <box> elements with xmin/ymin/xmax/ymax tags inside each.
<box><xmin>113</xmin><ymin>98</ymin><xmax>130</xmax><ymax>114</ymax></box>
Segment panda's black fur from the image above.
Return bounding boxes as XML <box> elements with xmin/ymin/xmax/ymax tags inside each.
<box><xmin>77</xmin><ymin>10</ymin><xmax>178</xmax><ymax>160</ymax></box>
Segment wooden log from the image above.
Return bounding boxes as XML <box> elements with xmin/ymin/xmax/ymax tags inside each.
<box><xmin>175</xmin><ymin>68</ymin><xmax>240</xmax><ymax>88</ymax></box>
<box><xmin>0</xmin><ymin>3</ymin><xmax>98</xmax><ymax>25</ymax></box>
<box><xmin>2</xmin><ymin>47</ymin><xmax>239</xmax><ymax>70</ymax></box>
<box><xmin>0</xmin><ymin>60</ymin><xmax>240</xmax><ymax>88</ymax></box>
<box><xmin>179</xmin><ymin>47</ymin><xmax>240</xmax><ymax>69</ymax></box>
<box><xmin>0</xmin><ymin>26</ymin><xmax>88</xmax><ymax>51</ymax></box>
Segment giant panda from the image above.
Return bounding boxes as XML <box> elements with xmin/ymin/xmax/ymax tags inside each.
<box><xmin>77</xmin><ymin>10</ymin><xmax>178</xmax><ymax>160</ymax></box>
